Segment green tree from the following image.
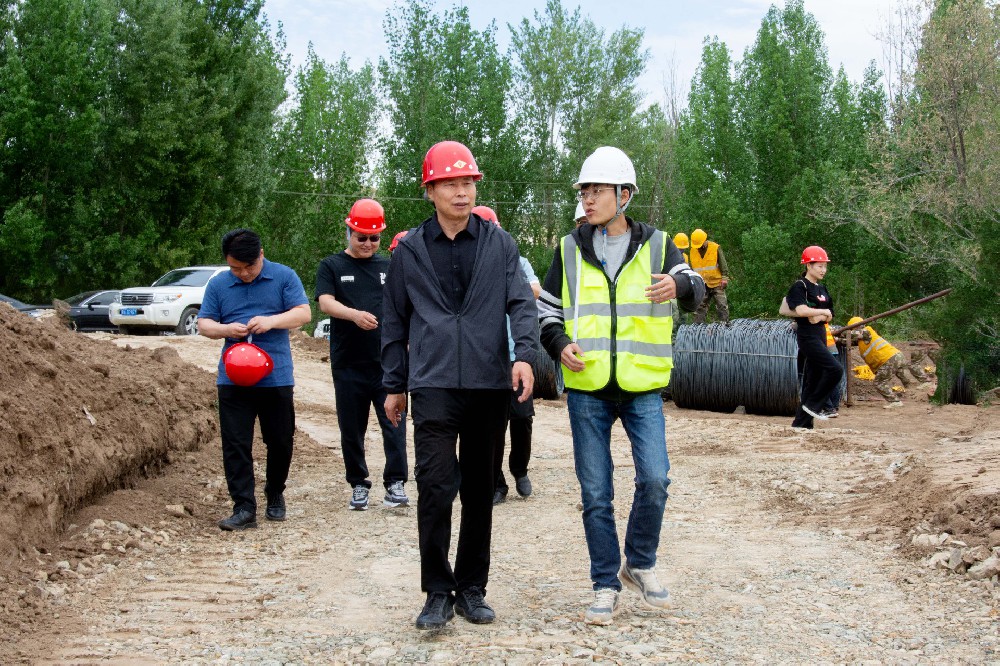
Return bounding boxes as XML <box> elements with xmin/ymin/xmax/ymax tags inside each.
<box><xmin>855</xmin><ymin>0</ymin><xmax>1000</xmax><ymax>394</ymax></box>
<box><xmin>268</xmin><ymin>47</ymin><xmax>378</xmax><ymax>293</ymax></box>
<box><xmin>378</xmin><ymin>0</ymin><xmax>527</xmax><ymax>250</ymax></box>
<box><xmin>0</xmin><ymin>0</ymin><xmax>287</xmax><ymax>300</ymax></box>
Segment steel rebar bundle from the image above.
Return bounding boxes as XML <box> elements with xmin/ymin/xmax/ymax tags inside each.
<box><xmin>671</xmin><ymin>318</ymin><xmax>800</xmax><ymax>416</ymax></box>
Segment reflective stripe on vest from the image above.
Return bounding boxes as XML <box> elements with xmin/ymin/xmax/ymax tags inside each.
<box><xmin>858</xmin><ymin>327</ymin><xmax>898</xmax><ymax>370</ymax></box>
<box><xmin>690</xmin><ymin>241</ymin><xmax>722</xmax><ymax>287</ymax></box>
<box><xmin>560</xmin><ymin>230</ymin><xmax>673</xmax><ymax>392</ymax></box>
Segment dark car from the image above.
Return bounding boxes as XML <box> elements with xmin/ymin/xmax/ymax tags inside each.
<box><xmin>0</xmin><ymin>293</ymin><xmax>53</xmax><ymax>318</ymax></box>
<box><xmin>66</xmin><ymin>290</ymin><xmax>121</xmax><ymax>332</ymax></box>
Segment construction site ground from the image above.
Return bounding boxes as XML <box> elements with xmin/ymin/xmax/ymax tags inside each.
<box><xmin>1</xmin><ymin>309</ymin><xmax>998</xmax><ymax>663</ymax></box>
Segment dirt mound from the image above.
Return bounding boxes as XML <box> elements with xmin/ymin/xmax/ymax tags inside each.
<box><xmin>0</xmin><ymin>307</ymin><xmax>218</xmax><ymax>568</ymax></box>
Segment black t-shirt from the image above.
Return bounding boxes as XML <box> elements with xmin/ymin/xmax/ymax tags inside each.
<box><xmin>315</xmin><ymin>251</ymin><xmax>390</xmax><ymax>368</ymax></box>
<box><xmin>785</xmin><ymin>277</ymin><xmax>834</xmax><ymax>343</ymax></box>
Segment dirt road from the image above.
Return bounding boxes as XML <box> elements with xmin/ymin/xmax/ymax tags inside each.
<box><xmin>5</xmin><ymin>333</ymin><xmax>1000</xmax><ymax>663</ymax></box>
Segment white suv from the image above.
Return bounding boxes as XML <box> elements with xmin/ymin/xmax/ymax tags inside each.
<box><xmin>110</xmin><ymin>265</ymin><xmax>229</xmax><ymax>335</ymax></box>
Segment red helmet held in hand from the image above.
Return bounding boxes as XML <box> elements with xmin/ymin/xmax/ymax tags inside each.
<box><xmin>224</xmin><ymin>341</ymin><xmax>273</xmax><ymax>386</ymax></box>
<box><xmin>345</xmin><ymin>198</ymin><xmax>386</xmax><ymax>234</ymax></box>
<box><xmin>471</xmin><ymin>205</ymin><xmax>500</xmax><ymax>226</ymax></box>
<box><xmin>421</xmin><ymin>141</ymin><xmax>483</xmax><ymax>186</ymax></box>
<box><xmin>800</xmin><ymin>245</ymin><xmax>830</xmax><ymax>264</ymax></box>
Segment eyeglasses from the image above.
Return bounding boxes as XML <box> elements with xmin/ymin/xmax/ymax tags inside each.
<box><xmin>576</xmin><ymin>186</ymin><xmax>616</xmax><ymax>202</ymax></box>
<box><xmin>355</xmin><ymin>234</ymin><xmax>381</xmax><ymax>243</ymax></box>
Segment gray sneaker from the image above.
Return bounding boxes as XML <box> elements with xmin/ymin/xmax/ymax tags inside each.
<box><xmin>349</xmin><ymin>485</ymin><xmax>369</xmax><ymax>511</ymax></box>
<box><xmin>584</xmin><ymin>587</ymin><xmax>619</xmax><ymax>625</ymax></box>
<box><xmin>383</xmin><ymin>481</ymin><xmax>409</xmax><ymax>508</ymax></box>
<box><xmin>620</xmin><ymin>563</ymin><xmax>672</xmax><ymax>609</ymax></box>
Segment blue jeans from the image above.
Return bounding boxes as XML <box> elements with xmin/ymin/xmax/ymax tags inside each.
<box><xmin>567</xmin><ymin>391</ymin><xmax>671</xmax><ymax>590</ymax></box>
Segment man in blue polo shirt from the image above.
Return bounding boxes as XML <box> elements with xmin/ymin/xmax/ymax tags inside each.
<box><xmin>198</xmin><ymin>228</ymin><xmax>311</xmax><ymax>531</ymax></box>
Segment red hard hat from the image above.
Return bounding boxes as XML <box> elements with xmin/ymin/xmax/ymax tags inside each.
<box><xmin>422</xmin><ymin>141</ymin><xmax>483</xmax><ymax>186</ymax></box>
<box><xmin>388</xmin><ymin>230</ymin><xmax>408</xmax><ymax>253</ymax></box>
<box><xmin>800</xmin><ymin>245</ymin><xmax>830</xmax><ymax>264</ymax></box>
<box><xmin>471</xmin><ymin>205</ymin><xmax>500</xmax><ymax>227</ymax></box>
<box><xmin>223</xmin><ymin>341</ymin><xmax>274</xmax><ymax>386</ymax></box>
<box><xmin>345</xmin><ymin>198</ymin><xmax>386</xmax><ymax>233</ymax></box>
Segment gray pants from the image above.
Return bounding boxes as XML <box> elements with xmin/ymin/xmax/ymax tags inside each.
<box><xmin>694</xmin><ymin>286</ymin><xmax>729</xmax><ymax>324</ymax></box>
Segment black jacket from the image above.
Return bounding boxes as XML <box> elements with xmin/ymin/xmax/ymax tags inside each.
<box><xmin>381</xmin><ymin>213</ymin><xmax>537</xmax><ymax>393</ymax></box>
<box><xmin>537</xmin><ymin>218</ymin><xmax>705</xmax><ymax>401</ymax></box>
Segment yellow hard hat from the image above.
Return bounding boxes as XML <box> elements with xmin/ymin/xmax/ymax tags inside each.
<box><xmin>691</xmin><ymin>228</ymin><xmax>707</xmax><ymax>248</ymax></box>
<box><xmin>673</xmin><ymin>232</ymin><xmax>689</xmax><ymax>250</ymax></box>
<box><xmin>848</xmin><ymin>316</ymin><xmax>864</xmax><ymax>327</ymax></box>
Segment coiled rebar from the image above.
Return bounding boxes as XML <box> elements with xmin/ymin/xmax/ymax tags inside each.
<box><xmin>671</xmin><ymin>318</ymin><xmax>800</xmax><ymax>416</ymax></box>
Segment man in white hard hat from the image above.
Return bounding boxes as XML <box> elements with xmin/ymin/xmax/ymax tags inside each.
<box><xmin>537</xmin><ymin>147</ymin><xmax>705</xmax><ymax>625</ymax></box>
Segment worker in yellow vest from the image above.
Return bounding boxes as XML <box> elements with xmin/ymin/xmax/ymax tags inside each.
<box><xmin>846</xmin><ymin>317</ymin><xmax>932</xmax><ymax>408</ymax></box>
<box><xmin>537</xmin><ymin>146</ymin><xmax>705</xmax><ymax>625</ymax></box>
<box><xmin>673</xmin><ymin>232</ymin><xmax>690</xmax><ymax>265</ymax></box>
<box><xmin>689</xmin><ymin>228</ymin><xmax>730</xmax><ymax>324</ymax></box>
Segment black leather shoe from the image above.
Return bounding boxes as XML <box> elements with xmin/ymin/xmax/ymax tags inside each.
<box><xmin>492</xmin><ymin>487</ymin><xmax>507</xmax><ymax>505</ymax></box>
<box><xmin>265</xmin><ymin>493</ymin><xmax>286</xmax><ymax>521</ymax></box>
<box><xmin>455</xmin><ymin>586</ymin><xmax>495</xmax><ymax>624</ymax></box>
<box><xmin>415</xmin><ymin>592</ymin><xmax>455</xmax><ymax>630</ymax></box>
<box><xmin>218</xmin><ymin>509</ymin><xmax>257</xmax><ymax>531</ymax></box>
<box><xmin>514</xmin><ymin>475</ymin><xmax>532</xmax><ymax>497</ymax></box>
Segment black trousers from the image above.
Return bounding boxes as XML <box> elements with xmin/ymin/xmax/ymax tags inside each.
<box><xmin>792</xmin><ymin>335</ymin><xmax>844</xmax><ymax>428</ymax></box>
<box><xmin>332</xmin><ymin>364</ymin><xmax>408</xmax><ymax>489</ymax></box>
<box><xmin>494</xmin><ymin>390</ymin><xmax>535</xmax><ymax>491</ymax></box>
<box><xmin>218</xmin><ymin>384</ymin><xmax>295</xmax><ymax>513</ymax></box>
<box><xmin>411</xmin><ymin>388</ymin><xmax>509</xmax><ymax>594</ymax></box>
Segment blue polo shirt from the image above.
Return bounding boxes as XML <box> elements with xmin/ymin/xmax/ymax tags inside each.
<box><xmin>199</xmin><ymin>259</ymin><xmax>309</xmax><ymax>387</ymax></box>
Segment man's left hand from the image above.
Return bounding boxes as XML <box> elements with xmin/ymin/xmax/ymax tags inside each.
<box><xmin>512</xmin><ymin>361</ymin><xmax>534</xmax><ymax>403</ymax></box>
<box><xmin>646</xmin><ymin>274</ymin><xmax>677</xmax><ymax>303</ymax></box>
<box><xmin>246</xmin><ymin>315</ymin><xmax>275</xmax><ymax>335</ymax></box>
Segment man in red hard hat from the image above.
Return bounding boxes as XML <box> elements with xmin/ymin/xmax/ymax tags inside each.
<box><xmin>382</xmin><ymin>140</ymin><xmax>538</xmax><ymax>630</ymax></box>
<box><xmin>198</xmin><ymin>229</ymin><xmax>311</xmax><ymax>531</ymax></box>
<box><xmin>315</xmin><ymin>199</ymin><xmax>409</xmax><ymax>512</ymax></box>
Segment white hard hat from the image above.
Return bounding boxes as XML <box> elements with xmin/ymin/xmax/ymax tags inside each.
<box><xmin>574</xmin><ymin>201</ymin><xmax>586</xmax><ymax>221</ymax></box>
<box><xmin>574</xmin><ymin>146</ymin><xmax>638</xmax><ymax>192</ymax></box>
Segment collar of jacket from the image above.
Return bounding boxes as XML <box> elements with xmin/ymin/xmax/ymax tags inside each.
<box><xmin>570</xmin><ymin>216</ymin><xmax>654</xmax><ymax>270</ymax></box>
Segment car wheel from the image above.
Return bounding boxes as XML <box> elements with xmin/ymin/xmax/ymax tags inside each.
<box><xmin>176</xmin><ymin>307</ymin><xmax>199</xmax><ymax>335</ymax></box>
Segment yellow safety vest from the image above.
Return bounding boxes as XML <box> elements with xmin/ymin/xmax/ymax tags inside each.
<box><xmin>858</xmin><ymin>326</ymin><xmax>898</xmax><ymax>370</ymax></box>
<box><xmin>825</xmin><ymin>324</ymin><xmax>835</xmax><ymax>348</ymax></box>
<box><xmin>560</xmin><ymin>230</ymin><xmax>673</xmax><ymax>392</ymax></box>
<box><xmin>690</xmin><ymin>241</ymin><xmax>722</xmax><ymax>288</ymax></box>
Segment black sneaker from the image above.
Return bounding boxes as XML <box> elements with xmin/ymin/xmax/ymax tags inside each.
<box><xmin>455</xmin><ymin>586</ymin><xmax>495</xmax><ymax>624</ymax></box>
<box><xmin>493</xmin><ymin>487</ymin><xmax>507</xmax><ymax>505</ymax></box>
<box><xmin>514</xmin><ymin>475</ymin><xmax>532</xmax><ymax>497</ymax></box>
<box><xmin>265</xmin><ymin>493</ymin><xmax>286</xmax><ymax>521</ymax></box>
<box><xmin>218</xmin><ymin>509</ymin><xmax>257</xmax><ymax>531</ymax></box>
<box><xmin>350</xmin><ymin>485</ymin><xmax>369</xmax><ymax>511</ymax></box>
<box><xmin>415</xmin><ymin>592</ymin><xmax>455</xmax><ymax>630</ymax></box>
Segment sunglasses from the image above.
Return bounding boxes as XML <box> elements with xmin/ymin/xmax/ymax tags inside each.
<box><xmin>355</xmin><ymin>234</ymin><xmax>381</xmax><ymax>243</ymax></box>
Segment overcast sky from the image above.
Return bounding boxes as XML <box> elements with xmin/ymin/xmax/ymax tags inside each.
<box><xmin>261</xmin><ymin>0</ymin><xmax>901</xmax><ymax>106</ymax></box>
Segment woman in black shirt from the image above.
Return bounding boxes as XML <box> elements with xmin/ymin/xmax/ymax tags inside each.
<box><xmin>784</xmin><ymin>246</ymin><xmax>844</xmax><ymax>429</ymax></box>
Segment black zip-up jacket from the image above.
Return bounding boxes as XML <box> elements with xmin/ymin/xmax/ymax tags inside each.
<box><xmin>381</xmin><ymin>213</ymin><xmax>537</xmax><ymax>394</ymax></box>
<box><xmin>537</xmin><ymin>217</ymin><xmax>705</xmax><ymax>402</ymax></box>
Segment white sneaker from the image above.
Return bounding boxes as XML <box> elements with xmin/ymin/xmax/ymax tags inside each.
<box><xmin>349</xmin><ymin>485</ymin><xmax>369</xmax><ymax>510</ymax></box>
<box><xmin>620</xmin><ymin>563</ymin><xmax>672</xmax><ymax>609</ymax></box>
<box><xmin>801</xmin><ymin>404</ymin><xmax>829</xmax><ymax>420</ymax></box>
<box><xmin>883</xmin><ymin>401</ymin><xmax>903</xmax><ymax>410</ymax></box>
<box><xmin>584</xmin><ymin>588</ymin><xmax>619</xmax><ymax>625</ymax></box>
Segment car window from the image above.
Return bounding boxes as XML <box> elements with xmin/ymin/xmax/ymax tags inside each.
<box><xmin>88</xmin><ymin>291</ymin><xmax>119</xmax><ymax>306</ymax></box>
<box><xmin>65</xmin><ymin>291</ymin><xmax>99</xmax><ymax>305</ymax></box>
<box><xmin>152</xmin><ymin>269</ymin><xmax>218</xmax><ymax>288</ymax></box>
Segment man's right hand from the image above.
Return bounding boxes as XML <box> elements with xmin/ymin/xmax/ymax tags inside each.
<box><xmin>228</xmin><ymin>322</ymin><xmax>249</xmax><ymax>338</ymax></box>
<box><xmin>560</xmin><ymin>342</ymin><xmax>586</xmax><ymax>373</ymax></box>
<box><xmin>385</xmin><ymin>393</ymin><xmax>406</xmax><ymax>427</ymax></box>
